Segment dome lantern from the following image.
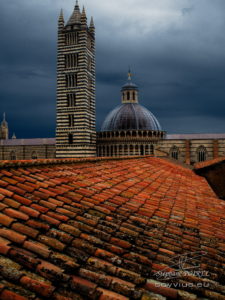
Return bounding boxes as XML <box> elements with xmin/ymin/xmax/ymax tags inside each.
<box><xmin>121</xmin><ymin>70</ymin><xmax>139</xmax><ymax>104</ymax></box>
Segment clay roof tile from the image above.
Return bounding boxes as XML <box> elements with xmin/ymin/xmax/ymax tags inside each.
<box><xmin>0</xmin><ymin>156</ymin><xmax>224</xmax><ymax>299</ymax></box>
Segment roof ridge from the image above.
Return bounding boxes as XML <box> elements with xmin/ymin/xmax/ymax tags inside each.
<box><xmin>194</xmin><ymin>156</ymin><xmax>225</xmax><ymax>170</ymax></box>
<box><xmin>0</xmin><ymin>155</ymin><xmax>154</xmax><ymax>169</ymax></box>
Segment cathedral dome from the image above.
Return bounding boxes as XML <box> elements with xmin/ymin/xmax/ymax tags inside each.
<box><xmin>101</xmin><ymin>71</ymin><xmax>162</xmax><ymax>132</ymax></box>
<box><xmin>101</xmin><ymin>103</ymin><xmax>161</xmax><ymax>131</ymax></box>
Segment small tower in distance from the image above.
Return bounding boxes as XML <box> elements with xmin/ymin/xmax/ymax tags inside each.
<box><xmin>56</xmin><ymin>1</ymin><xmax>96</xmax><ymax>158</ymax></box>
<box><xmin>0</xmin><ymin>113</ymin><xmax>9</xmax><ymax>140</ymax></box>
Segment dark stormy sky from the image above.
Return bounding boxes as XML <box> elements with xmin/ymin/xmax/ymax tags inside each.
<box><xmin>1</xmin><ymin>0</ymin><xmax>225</xmax><ymax>138</ymax></box>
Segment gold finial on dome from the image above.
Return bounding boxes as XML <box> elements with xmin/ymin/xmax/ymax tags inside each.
<box><xmin>128</xmin><ymin>68</ymin><xmax>132</xmax><ymax>81</ymax></box>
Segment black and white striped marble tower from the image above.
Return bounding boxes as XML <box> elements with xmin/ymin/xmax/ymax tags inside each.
<box><xmin>56</xmin><ymin>1</ymin><xmax>96</xmax><ymax>158</ymax></box>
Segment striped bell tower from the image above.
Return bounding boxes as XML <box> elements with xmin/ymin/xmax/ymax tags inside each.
<box><xmin>56</xmin><ymin>1</ymin><xmax>96</xmax><ymax>158</ymax></box>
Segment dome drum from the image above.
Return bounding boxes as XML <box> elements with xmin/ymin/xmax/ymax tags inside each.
<box><xmin>97</xmin><ymin>130</ymin><xmax>165</xmax><ymax>141</ymax></box>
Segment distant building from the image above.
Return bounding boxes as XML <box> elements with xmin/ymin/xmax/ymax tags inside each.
<box><xmin>0</xmin><ymin>1</ymin><xmax>225</xmax><ymax>164</ymax></box>
<box><xmin>0</xmin><ymin>135</ymin><xmax>55</xmax><ymax>161</ymax></box>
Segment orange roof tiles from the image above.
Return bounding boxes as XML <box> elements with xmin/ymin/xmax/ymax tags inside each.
<box><xmin>194</xmin><ymin>156</ymin><xmax>225</xmax><ymax>169</ymax></box>
<box><xmin>0</xmin><ymin>156</ymin><xmax>224</xmax><ymax>299</ymax></box>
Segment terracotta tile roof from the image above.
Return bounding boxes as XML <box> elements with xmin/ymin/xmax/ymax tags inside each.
<box><xmin>194</xmin><ymin>156</ymin><xmax>225</xmax><ymax>170</ymax></box>
<box><xmin>0</xmin><ymin>156</ymin><xmax>224</xmax><ymax>300</ymax></box>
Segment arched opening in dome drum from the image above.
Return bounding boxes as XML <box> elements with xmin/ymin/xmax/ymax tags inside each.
<box><xmin>124</xmin><ymin>145</ymin><xmax>128</xmax><ymax>155</ymax></box>
<box><xmin>135</xmin><ymin>145</ymin><xmax>139</xmax><ymax>155</ymax></box>
<box><xmin>102</xmin><ymin>146</ymin><xmax>105</xmax><ymax>156</ymax></box>
<box><xmin>127</xmin><ymin>92</ymin><xmax>130</xmax><ymax>100</ymax></box>
<box><xmin>130</xmin><ymin>144</ymin><xmax>134</xmax><ymax>155</ymax></box>
<box><xmin>111</xmin><ymin>145</ymin><xmax>113</xmax><ymax>156</ymax></box>
<box><xmin>119</xmin><ymin>145</ymin><xmax>122</xmax><ymax>156</ymax></box>
<box><xmin>145</xmin><ymin>145</ymin><xmax>148</xmax><ymax>155</ymax></box>
<box><xmin>150</xmin><ymin>145</ymin><xmax>154</xmax><ymax>155</ymax></box>
<box><xmin>68</xmin><ymin>133</ymin><xmax>73</xmax><ymax>144</ymax></box>
<box><xmin>140</xmin><ymin>145</ymin><xmax>144</xmax><ymax>155</ymax></box>
<box><xmin>114</xmin><ymin>145</ymin><xmax>117</xmax><ymax>156</ymax></box>
<box><xmin>132</xmin><ymin>131</ymin><xmax>137</xmax><ymax>137</ymax></box>
<box><xmin>143</xmin><ymin>131</ymin><xmax>147</xmax><ymax>137</ymax></box>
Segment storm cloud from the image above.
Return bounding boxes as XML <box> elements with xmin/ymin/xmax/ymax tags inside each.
<box><xmin>0</xmin><ymin>0</ymin><xmax>225</xmax><ymax>138</ymax></box>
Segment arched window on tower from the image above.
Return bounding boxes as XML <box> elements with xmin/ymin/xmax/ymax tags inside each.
<box><xmin>197</xmin><ymin>146</ymin><xmax>207</xmax><ymax>162</ymax></box>
<box><xmin>69</xmin><ymin>114</ymin><xmax>74</xmax><ymax>127</ymax></box>
<box><xmin>170</xmin><ymin>146</ymin><xmax>179</xmax><ymax>160</ymax></box>
<box><xmin>67</xmin><ymin>94</ymin><xmax>76</xmax><ymax>107</ymax></box>
<box><xmin>10</xmin><ymin>151</ymin><xmax>16</xmax><ymax>160</ymax></box>
<box><xmin>31</xmin><ymin>151</ymin><xmax>38</xmax><ymax>160</ymax></box>
<box><xmin>68</xmin><ymin>133</ymin><xmax>73</xmax><ymax>145</ymax></box>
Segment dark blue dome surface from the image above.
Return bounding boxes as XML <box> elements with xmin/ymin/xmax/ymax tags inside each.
<box><xmin>101</xmin><ymin>103</ymin><xmax>162</xmax><ymax>131</ymax></box>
